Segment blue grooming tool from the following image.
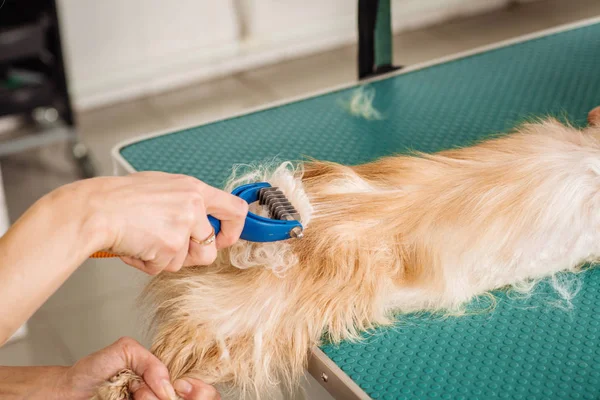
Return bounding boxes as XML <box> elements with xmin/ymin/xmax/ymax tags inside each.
<box><xmin>207</xmin><ymin>182</ymin><xmax>304</xmax><ymax>242</ymax></box>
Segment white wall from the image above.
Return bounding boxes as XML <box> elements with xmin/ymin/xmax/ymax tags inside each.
<box><xmin>57</xmin><ymin>0</ymin><xmax>240</xmax><ymax>109</ymax></box>
<box><xmin>56</xmin><ymin>0</ymin><xmax>525</xmax><ymax>110</ymax></box>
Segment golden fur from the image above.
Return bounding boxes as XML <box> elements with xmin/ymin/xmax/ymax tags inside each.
<box><xmin>95</xmin><ymin>108</ymin><xmax>600</xmax><ymax>399</ymax></box>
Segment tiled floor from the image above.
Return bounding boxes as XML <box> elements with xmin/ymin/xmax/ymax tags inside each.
<box><xmin>1</xmin><ymin>0</ymin><xmax>599</xmax><ymax>398</ymax></box>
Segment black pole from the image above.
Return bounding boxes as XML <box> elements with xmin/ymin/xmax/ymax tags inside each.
<box><xmin>357</xmin><ymin>0</ymin><xmax>379</xmax><ymax>80</ymax></box>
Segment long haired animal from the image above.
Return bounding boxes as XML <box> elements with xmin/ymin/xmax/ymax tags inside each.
<box><xmin>95</xmin><ymin>106</ymin><xmax>600</xmax><ymax>399</ymax></box>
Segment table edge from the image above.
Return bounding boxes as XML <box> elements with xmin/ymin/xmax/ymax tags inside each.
<box><xmin>307</xmin><ymin>346</ymin><xmax>372</xmax><ymax>400</ymax></box>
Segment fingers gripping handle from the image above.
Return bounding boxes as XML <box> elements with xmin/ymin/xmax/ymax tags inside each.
<box><xmin>89</xmin><ymin>215</ymin><xmax>222</xmax><ymax>259</ymax></box>
<box><xmin>208</xmin><ymin>215</ymin><xmax>221</xmax><ymax>236</ymax></box>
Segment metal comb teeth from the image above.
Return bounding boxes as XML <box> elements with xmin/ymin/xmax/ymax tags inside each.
<box><xmin>258</xmin><ymin>187</ymin><xmax>301</xmax><ymax>221</ymax></box>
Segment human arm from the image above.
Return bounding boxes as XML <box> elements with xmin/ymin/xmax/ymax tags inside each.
<box><xmin>0</xmin><ymin>172</ymin><xmax>248</xmax><ymax>345</ymax></box>
<box><xmin>0</xmin><ymin>179</ymin><xmax>103</xmax><ymax>345</ymax></box>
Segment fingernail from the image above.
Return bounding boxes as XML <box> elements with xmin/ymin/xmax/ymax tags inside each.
<box><xmin>162</xmin><ymin>379</ymin><xmax>178</xmax><ymax>400</ymax></box>
<box><xmin>174</xmin><ymin>379</ymin><xmax>193</xmax><ymax>395</ymax></box>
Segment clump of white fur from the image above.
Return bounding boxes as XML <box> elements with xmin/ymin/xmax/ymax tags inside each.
<box><xmin>341</xmin><ymin>86</ymin><xmax>383</xmax><ymax>120</ymax></box>
<box><xmin>225</xmin><ymin>161</ymin><xmax>313</xmax><ymax>276</ymax></box>
<box><xmin>506</xmin><ymin>271</ymin><xmax>584</xmax><ymax>311</ymax></box>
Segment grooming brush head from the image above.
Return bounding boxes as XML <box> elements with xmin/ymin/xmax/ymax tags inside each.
<box><xmin>258</xmin><ymin>187</ymin><xmax>304</xmax><ymax>238</ymax></box>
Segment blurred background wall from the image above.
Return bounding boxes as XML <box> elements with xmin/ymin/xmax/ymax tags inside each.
<box><xmin>57</xmin><ymin>0</ymin><xmax>540</xmax><ymax>110</ymax></box>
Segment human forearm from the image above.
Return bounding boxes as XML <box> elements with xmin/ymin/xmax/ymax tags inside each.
<box><xmin>0</xmin><ymin>366</ymin><xmax>67</xmax><ymax>400</ymax></box>
<box><xmin>0</xmin><ymin>180</ymin><xmax>106</xmax><ymax>344</ymax></box>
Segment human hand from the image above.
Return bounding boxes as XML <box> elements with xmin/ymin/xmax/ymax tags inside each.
<box><xmin>80</xmin><ymin>172</ymin><xmax>248</xmax><ymax>275</ymax></box>
<box><xmin>67</xmin><ymin>337</ymin><xmax>220</xmax><ymax>400</ymax></box>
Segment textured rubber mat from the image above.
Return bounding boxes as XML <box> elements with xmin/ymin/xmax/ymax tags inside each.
<box><xmin>120</xmin><ymin>22</ymin><xmax>600</xmax><ymax>400</ymax></box>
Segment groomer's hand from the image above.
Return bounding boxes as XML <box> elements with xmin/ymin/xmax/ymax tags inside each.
<box><xmin>40</xmin><ymin>338</ymin><xmax>220</xmax><ymax>400</ymax></box>
<box><xmin>84</xmin><ymin>171</ymin><xmax>248</xmax><ymax>274</ymax></box>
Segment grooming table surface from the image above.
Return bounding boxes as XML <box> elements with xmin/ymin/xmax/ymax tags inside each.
<box><xmin>114</xmin><ymin>19</ymin><xmax>600</xmax><ymax>400</ymax></box>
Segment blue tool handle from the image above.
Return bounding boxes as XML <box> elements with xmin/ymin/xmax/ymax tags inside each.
<box><xmin>242</xmin><ymin>216</ymin><xmax>301</xmax><ymax>242</ymax></box>
<box><xmin>208</xmin><ymin>215</ymin><xmax>301</xmax><ymax>243</ymax></box>
<box><xmin>207</xmin><ymin>213</ymin><xmax>300</xmax><ymax>242</ymax></box>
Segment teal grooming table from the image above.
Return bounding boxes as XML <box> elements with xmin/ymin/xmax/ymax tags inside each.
<box><xmin>113</xmin><ymin>18</ymin><xmax>600</xmax><ymax>400</ymax></box>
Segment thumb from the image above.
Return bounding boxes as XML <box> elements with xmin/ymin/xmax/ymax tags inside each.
<box><xmin>174</xmin><ymin>377</ymin><xmax>221</xmax><ymax>399</ymax></box>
